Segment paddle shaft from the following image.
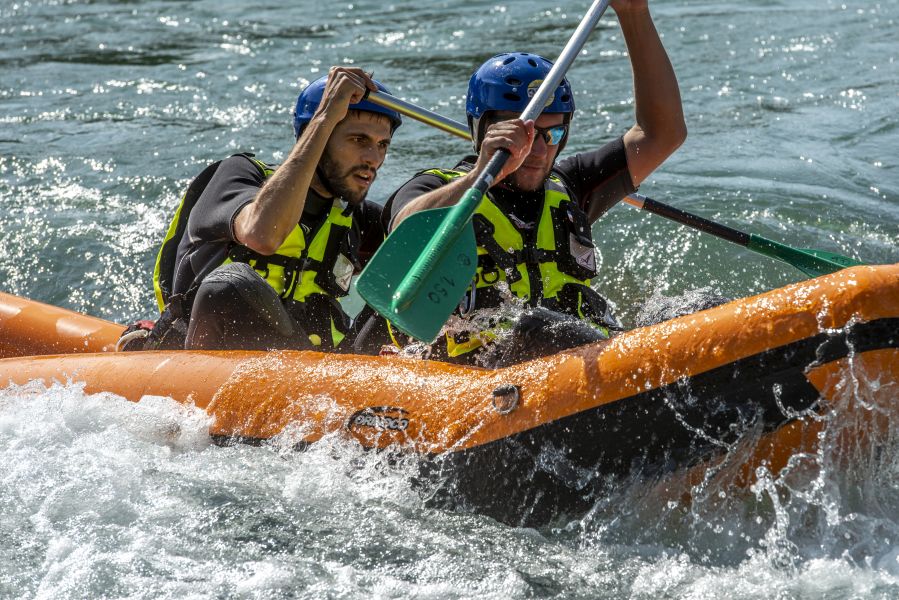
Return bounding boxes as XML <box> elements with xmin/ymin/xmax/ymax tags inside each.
<box><xmin>367</xmin><ymin>90</ymin><xmax>471</xmax><ymax>140</ymax></box>
<box><xmin>623</xmin><ymin>193</ymin><xmax>748</xmax><ymax>245</ymax></box>
<box><xmin>622</xmin><ymin>193</ymin><xmax>861</xmax><ymax>276</ymax></box>
<box><xmin>389</xmin><ymin>0</ymin><xmax>613</xmax><ymax>313</ymax></box>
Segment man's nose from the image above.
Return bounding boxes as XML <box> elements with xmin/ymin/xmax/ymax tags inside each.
<box><xmin>360</xmin><ymin>144</ymin><xmax>380</xmax><ymax>167</ymax></box>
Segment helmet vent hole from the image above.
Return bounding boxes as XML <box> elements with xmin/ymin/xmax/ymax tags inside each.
<box><xmin>560</xmin><ymin>94</ymin><xmax>570</xmax><ymax>102</ymax></box>
<box><xmin>505</xmin><ymin>77</ymin><xmax>522</xmax><ymax>86</ymax></box>
<box><xmin>527</xmin><ymin>58</ymin><xmax>537</xmax><ymax>67</ymax></box>
<box><xmin>503</xmin><ymin>93</ymin><xmax>522</xmax><ymax>102</ymax></box>
<box><xmin>503</xmin><ymin>57</ymin><xmax>515</xmax><ymax>65</ymax></box>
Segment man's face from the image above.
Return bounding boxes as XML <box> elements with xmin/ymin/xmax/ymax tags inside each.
<box><xmin>492</xmin><ymin>111</ymin><xmax>565</xmax><ymax>193</ymax></box>
<box><xmin>318</xmin><ymin>111</ymin><xmax>393</xmax><ymax>205</ymax></box>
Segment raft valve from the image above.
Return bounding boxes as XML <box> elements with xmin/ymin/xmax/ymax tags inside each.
<box><xmin>491</xmin><ymin>384</ymin><xmax>520</xmax><ymax>414</ymax></box>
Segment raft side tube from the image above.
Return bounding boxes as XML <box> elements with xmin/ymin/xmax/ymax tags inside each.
<box><xmin>0</xmin><ymin>292</ymin><xmax>125</xmax><ymax>359</ymax></box>
<box><xmin>0</xmin><ymin>265</ymin><xmax>895</xmax><ymax>453</ymax></box>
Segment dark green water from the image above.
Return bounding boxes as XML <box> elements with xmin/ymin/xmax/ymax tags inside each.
<box><xmin>1</xmin><ymin>1</ymin><xmax>898</xmax><ymax>597</ymax></box>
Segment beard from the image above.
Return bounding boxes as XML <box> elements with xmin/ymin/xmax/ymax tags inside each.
<box><xmin>318</xmin><ymin>150</ymin><xmax>376</xmax><ymax>205</ymax></box>
<box><xmin>506</xmin><ymin>162</ymin><xmax>553</xmax><ymax>193</ymax></box>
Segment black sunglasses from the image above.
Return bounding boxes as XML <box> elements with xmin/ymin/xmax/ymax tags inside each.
<box><xmin>534</xmin><ymin>124</ymin><xmax>568</xmax><ymax>146</ymax></box>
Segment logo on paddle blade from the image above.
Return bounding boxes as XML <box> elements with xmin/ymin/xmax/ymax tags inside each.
<box><xmin>427</xmin><ymin>275</ymin><xmax>457</xmax><ymax>305</ymax></box>
<box><xmin>346</xmin><ymin>406</ymin><xmax>410</xmax><ymax>432</ymax></box>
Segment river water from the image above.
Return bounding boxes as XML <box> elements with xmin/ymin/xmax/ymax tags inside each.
<box><xmin>1</xmin><ymin>0</ymin><xmax>898</xmax><ymax>597</ymax></box>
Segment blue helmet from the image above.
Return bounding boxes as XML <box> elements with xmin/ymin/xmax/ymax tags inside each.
<box><xmin>293</xmin><ymin>75</ymin><xmax>402</xmax><ymax>138</ymax></box>
<box><xmin>466</xmin><ymin>52</ymin><xmax>575</xmax><ymax>150</ymax></box>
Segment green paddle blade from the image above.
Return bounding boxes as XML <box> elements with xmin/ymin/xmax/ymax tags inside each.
<box><xmin>747</xmin><ymin>234</ymin><xmax>865</xmax><ymax>278</ymax></box>
<box><xmin>355</xmin><ymin>206</ymin><xmax>477</xmax><ymax>342</ymax></box>
<box><xmin>801</xmin><ymin>248</ymin><xmax>866</xmax><ymax>269</ymax></box>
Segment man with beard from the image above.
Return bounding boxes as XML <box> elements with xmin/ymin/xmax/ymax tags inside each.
<box><xmin>384</xmin><ymin>0</ymin><xmax>686</xmax><ymax>364</ymax></box>
<box><xmin>147</xmin><ymin>67</ymin><xmax>402</xmax><ymax>352</ymax></box>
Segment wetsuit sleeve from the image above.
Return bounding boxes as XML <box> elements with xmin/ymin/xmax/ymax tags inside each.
<box><xmin>382</xmin><ymin>172</ymin><xmax>449</xmax><ymax>232</ymax></box>
<box><xmin>186</xmin><ymin>155</ymin><xmax>266</xmax><ymax>244</ymax></box>
<box><xmin>554</xmin><ymin>136</ymin><xmax>636</xmax><ymax>223</ymax></box>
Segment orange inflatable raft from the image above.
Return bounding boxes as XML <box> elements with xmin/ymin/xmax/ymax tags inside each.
<box><xmin>0</xmin><ymin>264</ymin><xmax>897</xmax><ymax>525</ymax></box>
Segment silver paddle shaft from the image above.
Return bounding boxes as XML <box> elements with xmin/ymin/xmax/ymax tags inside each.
<box><xmin>367</xmin><ymin>90</ymin><xmax>470</xmax><ymax>140</ymax></box>
<box><xmin>521</xmin><ymin>0</ymin><xmax>612</xmax><ymax>122</ymax></box>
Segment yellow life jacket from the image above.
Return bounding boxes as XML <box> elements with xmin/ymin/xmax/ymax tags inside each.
<box><xmin>225</xmin><ymin>201</ymin><xmax>356</xmax><ymax>349</ymax></box>
<box><xmin>421</xmin><ymin>168</ymin><xmax>614</xmax><ymax>357</ymax></box>
<box><xmin>153</xmin><ymin>154</ymin><xmax>356</xmax><ymax>350</ymax></box>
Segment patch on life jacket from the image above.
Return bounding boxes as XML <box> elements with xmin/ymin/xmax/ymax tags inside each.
<box><xmin>332</xmin><ymin>253</ymin><xmax>354</xmax><ymax>293</ymax></box>
<box><xmin>569</xmin><ymin>233</ymin><xmax>596</xmax><ymax>272</ymax></box>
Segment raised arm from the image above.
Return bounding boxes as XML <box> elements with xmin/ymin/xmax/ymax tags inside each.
<box><xmin>614</xmin><ymin>0</ymin><xmax>687</xmax><ymax>186</ymax></box>
<box><xmin>234</xmin><ymin>67</ymin><xmax>376</xmax><ymax>255</ymax></box>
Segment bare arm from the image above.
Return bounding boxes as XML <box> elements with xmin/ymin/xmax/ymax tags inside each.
<box><xmin>390</xmin><ymin>170</ymin><xmax>480</xmax><ymax>229</ymax></box>
<box><xmin>614</xmin><ymin>0</ymin><xmax>688</xmax><ymax>186</ymax></box>
<box><xmin>234</xmin><ymin>67</ymin><xmax>376</xmax><ymax>255</ymax></box>
<box><xmin>391</xmin><ymin>119</ymin><xmax>535</xmax><ymax>228</ymax></box>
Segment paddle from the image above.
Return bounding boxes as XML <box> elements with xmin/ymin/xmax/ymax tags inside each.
<box><xmin>366</xmin><ymin>96</ymin><xmax>866</xmax><ymax>280</ymax></box>
<box><xmin>621</xmin><ymin>194</ymin><xmax>865</xmax><ymax>277</ymax></box>
<box><xmin>367</xmin><ymin>90</ymin><xmax>471</xmax><ymax>141</ymax></box>
<box><xmin>356</xmin><ymin>0</ymin><xmax>614</xmax><ymax>342</ymax></box>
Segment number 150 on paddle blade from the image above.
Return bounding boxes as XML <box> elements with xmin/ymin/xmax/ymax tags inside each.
<box><xmin>355</xmin><ymin>206</ymin><xmax>477</xmax><ymax>343</ymax></box>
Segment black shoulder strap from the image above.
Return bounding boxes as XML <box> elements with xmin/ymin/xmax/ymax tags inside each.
<box><xmin>156</xmin><ymin>153</ymin><xmax>272</xmax><ymax>310</ymax></box>
<box><xmin>155</xmin><ymin>159</ymin><xmax>224</xmax><ymax>309</ymax></box>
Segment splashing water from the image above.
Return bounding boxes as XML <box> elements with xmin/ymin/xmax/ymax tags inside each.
<box><xmin>1</xmin><ymin>338</ymin><xmax>897</xmax><ymax>597</ymax></box>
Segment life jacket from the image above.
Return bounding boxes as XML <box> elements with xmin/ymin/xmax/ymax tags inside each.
<box><xmin>225</xmin><ymin>200</ymin><xmax>358</xmax><ymax>349</ymax></box>
<box><xmin>420</xmin><ymin>168</ymin><xmax>618</xmax><ymax>358</ymax></box>
<box><xmin>141</xmin><ymin>153</ymin><xmax>358</xmax><ymax>351</ymax></box>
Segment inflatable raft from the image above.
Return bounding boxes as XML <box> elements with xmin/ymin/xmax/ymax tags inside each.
<box><xmin>1</xmin><ymin>264</ymin><xmax>897</xmax><ymax>525</ymax></box>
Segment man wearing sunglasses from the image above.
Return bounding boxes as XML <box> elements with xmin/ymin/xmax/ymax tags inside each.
<box><xmin>384</xmin><ymin>2</ymin><xmax>686</xmax><ymax>364</ymax></box>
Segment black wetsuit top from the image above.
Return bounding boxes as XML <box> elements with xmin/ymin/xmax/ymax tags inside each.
<box><xmin>171</xmin><ymin>154</ymin><xmax>385</xmax><ymax>297</ymax></box>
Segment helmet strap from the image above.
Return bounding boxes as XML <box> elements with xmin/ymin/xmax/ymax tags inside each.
<box><xmin>468</xmin><ymin>115</ymin><xmax>480</xmax><ymax>153</ymax></box>
<box><xmin>470</xmin><ymin>112</ymin><xmax>498</xmax><ymax>154</ymax></box>
<box><xmin>555</xmin><ymin>112</ymin><xmax>573</xmax><ymax>155</ymax></box>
